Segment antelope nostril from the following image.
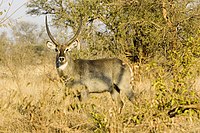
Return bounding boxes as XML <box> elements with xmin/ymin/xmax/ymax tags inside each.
<box><xmin>59</xmin><ymin>57</ymin><xmax>65</xmax><ymax>62</ymax></box>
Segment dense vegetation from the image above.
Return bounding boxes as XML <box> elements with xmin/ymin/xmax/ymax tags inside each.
<box><xmin>0</xmin><ymin>0</ymin><xmax>200</xmax><ymax>132</ymax></box>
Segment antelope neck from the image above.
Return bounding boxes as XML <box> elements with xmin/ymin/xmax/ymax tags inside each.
<box><xmin>58</xmin><ymin>61</ymin><xmax>68</xmax><ymax>71</ymax></box>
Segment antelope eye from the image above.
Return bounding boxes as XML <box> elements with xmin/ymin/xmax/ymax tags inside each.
<box><xmin>65</xmin><ymin>49</ymin><xmax>69</xmax><ymax>52</ymax></box>
<box><xmin>55</xmin><ymin>48</ymin><xmax>59</xmax><ymax>52</ymax></box>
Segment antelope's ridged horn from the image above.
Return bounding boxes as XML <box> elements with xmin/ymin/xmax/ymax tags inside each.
<box><xmin>45</xmin><ymin>16</ymin><xmax>60</xmax><ymax>46</ymax></box>
<box><xmin>65</xmin><ymin>15</ymin><xmax>83</xmax><ymax>46</ymax></box>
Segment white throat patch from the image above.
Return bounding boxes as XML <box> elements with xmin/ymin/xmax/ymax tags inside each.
<box><xmin>58</xmin><ymin>62</ymin><xmax>68</xmax><ymax>70</ymax></box>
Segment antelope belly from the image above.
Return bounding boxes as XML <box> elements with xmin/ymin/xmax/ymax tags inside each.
<box><xmin>84</xmin><ymin>78</ymin><xmax>110</xmax><ymax>93</ymax></box>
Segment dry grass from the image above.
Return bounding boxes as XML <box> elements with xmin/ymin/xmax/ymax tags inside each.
<box><xmin>0</xmin><ymin>45</ymin><xmax>200</xmax><ymax>132</ymax></box>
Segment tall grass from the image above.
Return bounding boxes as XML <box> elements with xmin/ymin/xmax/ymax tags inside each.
<box><xmin>0</xmin><ymin>44</ymin><xmax>200</xmax><ymax>132</ymax></box>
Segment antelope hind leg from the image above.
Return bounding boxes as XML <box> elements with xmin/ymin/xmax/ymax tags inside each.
<box><xmin>110</xmin><ymin>85</ymin><xmax>124</xmax><ymax>113</ymax></box>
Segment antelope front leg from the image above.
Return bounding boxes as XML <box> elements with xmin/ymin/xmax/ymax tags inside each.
<box><xmin>67</xmin><ymin>84</ymin><xmax>89</xmax><ymax>102</ymax></box>
<box><xmin>79</xmin><ymin>86</ymin><xmax>89</xmax><ymax>101</ymax></box>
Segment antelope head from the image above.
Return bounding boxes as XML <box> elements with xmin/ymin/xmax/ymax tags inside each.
<box><xmin>45</xmin><ymin>16</ymin><xmax>82</xmax><ymax>69</ymax></box>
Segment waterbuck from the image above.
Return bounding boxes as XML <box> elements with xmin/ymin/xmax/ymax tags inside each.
<box><xmin>45</xmin><ymin>16</ymin><xmax>135</xmax><ymax>112</ymax></box>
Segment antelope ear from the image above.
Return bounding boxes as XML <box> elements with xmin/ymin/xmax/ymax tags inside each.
<box><xmin>67</xmin><ymin>39</ymin><xmax>79</xmax><ymax>51</ymax></box>
<box><xmin>46</xmin><ymin>41</ymin><xmax>57</xmax><ymax>50</ymax></box>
